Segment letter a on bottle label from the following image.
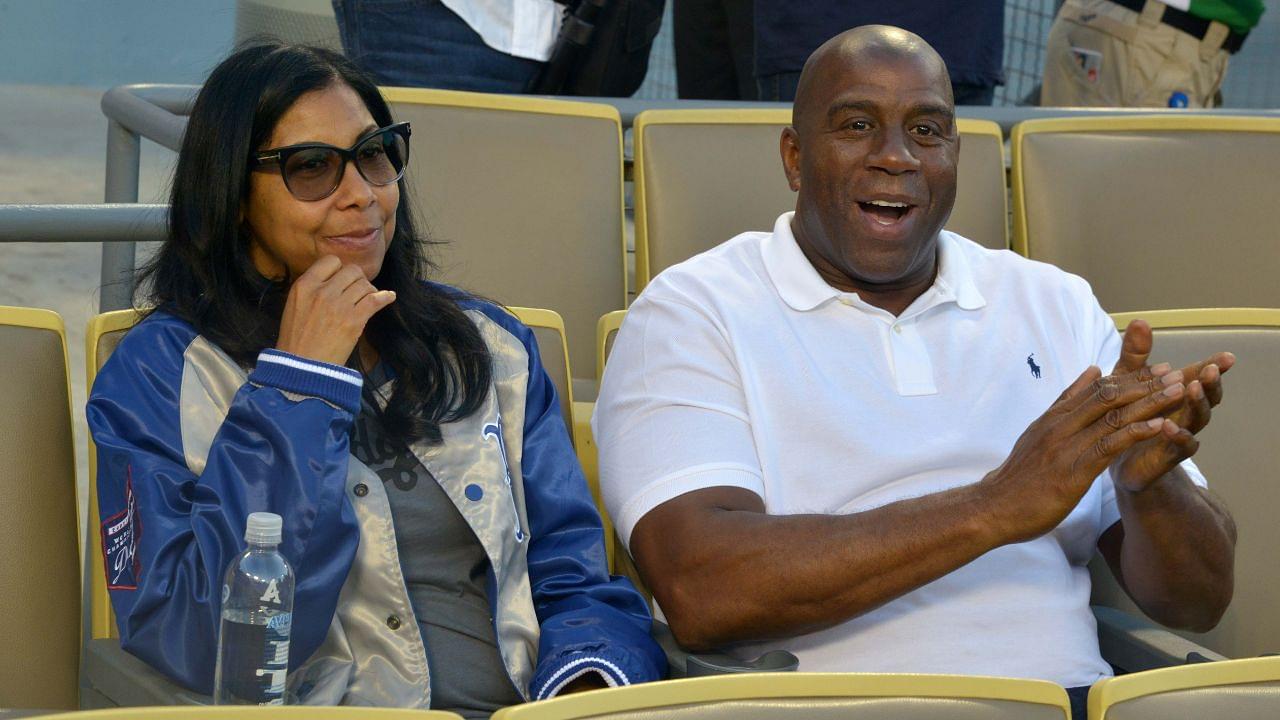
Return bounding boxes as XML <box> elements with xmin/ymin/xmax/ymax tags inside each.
<box><xmin>261</xmin><ymin>579</ymin><xmax>281</xmax><ymax>605</ymax></box>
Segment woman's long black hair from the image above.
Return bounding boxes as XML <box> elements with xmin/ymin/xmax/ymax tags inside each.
<box><xmin>138</xmin><ymin>42</ymin><xmax>491</xmax><ymax>445</ymax></box>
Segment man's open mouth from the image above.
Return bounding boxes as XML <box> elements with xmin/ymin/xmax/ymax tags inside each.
<box><xmin>857</xmin><ymin>199</ymin><xmax>914</xmax><ymax>225</ymax></box>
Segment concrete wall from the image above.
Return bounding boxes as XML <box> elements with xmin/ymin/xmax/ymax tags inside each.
<box><xmin>0</xmin><ymin>0</ymin><xmax>236</xmax><ymax>87</ymax></box>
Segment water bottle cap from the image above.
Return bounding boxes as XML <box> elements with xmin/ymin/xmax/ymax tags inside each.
<box><xmin>245</xmin><ymin>512</ymin><xmax>282</xmax><ymax>545</ymax></box>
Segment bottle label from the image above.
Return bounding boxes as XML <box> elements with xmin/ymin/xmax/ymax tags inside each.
<box><xmin>218</xmin><ymin>614</ymin><xmax>292</xmax><ymax>705</ymax></box>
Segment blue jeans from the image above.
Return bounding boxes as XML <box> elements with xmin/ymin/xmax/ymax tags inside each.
<box><xmin>757</xmin><ymin>70</ymin><xmax>996</xmax><ymax>105</ymax></box>
<box><xmin>332</xmin><ymin>0</ymin><xmax>545</xmax><ymax>92</ymax></box>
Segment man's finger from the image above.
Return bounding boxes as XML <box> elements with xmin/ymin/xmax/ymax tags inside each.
<box><xmin>1051</xmin><ymin>365</ymin><xmax>1103</xmax><ymax>411</ymax></box>
<box><xmin>1066</xmin><ymin>372</ymin><xmax>1168</xmax><ymax>431</ymax></box>
<box><xmin>1113</xmin><ymin>319</ymin><xmax>1153</xmax><ymax>375</ymax></box>
<box><xmin>1082</xmin><ymin>417</ymin><xmax>1167</xmax><ymax>477</ymax></box>
<box><xmin>1183</xmin><ymin>380</ymin><xmax>1213</xmax><ymax>434</ymax></box>
<box><xmin>1200</xmin><ymin>363</ymin><xmax>1224</xmax><ymax>407</ymax></box>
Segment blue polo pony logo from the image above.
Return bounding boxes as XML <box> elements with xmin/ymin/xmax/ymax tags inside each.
<box><xmin>1027</xmin><ymin>353</ymin><xmax>1042</xmax><ymax>379</ymax></box>
<box><xmin>483</xmin><ymin>414</ymin><xmax>527</xmax><ymax>543</ymax></box>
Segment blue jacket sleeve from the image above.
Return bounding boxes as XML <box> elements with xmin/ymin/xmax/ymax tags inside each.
<box><xmin>474</xmin><ymin>306</ymin><xmax>666</xmax><ymax>699</ymax></box>
<box><xmin>87</xmin><ymin>315</ymin><xmax>361</xmax><ymax>694</ymax></box>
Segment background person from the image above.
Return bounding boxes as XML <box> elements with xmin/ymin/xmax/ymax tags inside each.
<box><xmin>594</xmin><ymin>26</ymin><xmax>1236</xmax><ymax>720</ymax></box>
<box><xmin>1041</xmin><ymin>0</ymin><xmax>1265</xmax><ymax>107</ymax></box>
<box><xmin>751</xmin><ymin>1</ymin><xmax>1006</xmax><ymax>103</ymax></box>
<box><xmin>674</xmin><ymin>0</ymin><xmax>756</xmax><ymax>99</ymax></box>
<box><xmin>88</xmin><ymin>42</ymin><xmax>664</xmax><ymax>715</ymax></box>
<box><xmin>332</xmin><ymin>0</ymin><xmax>559</xmax><ymax>92</ymax></box>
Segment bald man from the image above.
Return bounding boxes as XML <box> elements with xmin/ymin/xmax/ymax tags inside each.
<box><xmin>594</xmin><ymin>26</ymin><xmax>1236</xmax><ymax>715</ymax></box>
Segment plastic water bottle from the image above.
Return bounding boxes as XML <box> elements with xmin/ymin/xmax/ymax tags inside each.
<box><xmin>213</xmin><ymin>512</ymin><xmax>295</xmax><ymax>705</ymax></box>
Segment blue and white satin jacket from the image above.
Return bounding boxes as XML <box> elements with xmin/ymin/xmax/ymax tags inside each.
<box><xmin>87</xmin><ymin>296</ymin><xmax>665</xmax><ymax>706</ymax></box>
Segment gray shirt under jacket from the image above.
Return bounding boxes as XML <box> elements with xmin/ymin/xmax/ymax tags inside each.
<box><xmin>351</xmin><ymin>380</ymin><xmax>523</xmax><ymax>719</ymax></box>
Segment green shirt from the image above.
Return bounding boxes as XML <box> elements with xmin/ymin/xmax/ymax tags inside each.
<box><xmin>1177</xmin><ymin>0</ymin><xmax>1265</xmax><ymax>35</ymax></box>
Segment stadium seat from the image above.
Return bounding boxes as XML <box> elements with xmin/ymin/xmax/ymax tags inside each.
<box><xmin>1088</xmin><ymin>655</ymin><xmax>1280</xmax><ymax>720</ymax></box>
<box><xmin>386</xmin><ymin>88</ymin><xmax>627</xmax><ymax>402</ymax></box>
<box><xmin>1090</xmin><ymin>309</ymin><xmax>1280</xmax><ymax>661</ymax></box>
<box><xmin>79</xmin><ymin>309</ymin><xmax>212</xmax><ymax>708</ymax></box>
<box><xmin>632</xmin><ymin>110</ymin><xmax>1008</xmax><ymax>291</ymax></box>
<box><xmin>1011</xmin><ymin>116</ymin><xmax>1280</xmax><ymax>311</ymax></box>
<box><xmin>35</xmin><ymin>706</ymin><xmax>462</xmax><ymax>719</ymax></box>
<box><xmin>507</xmin><ymin>307</ymin><xmax>576</xmax><ymax>441</ymax></box>
<box><xmin>490</xmin><ymin>673</ymin><xmax>1073</xmax><ymax>719</ymax></box>
<box><xmin>0</xmin><ymin>307</ymin><xmax>80</xmax><ymax>711</ymax></box>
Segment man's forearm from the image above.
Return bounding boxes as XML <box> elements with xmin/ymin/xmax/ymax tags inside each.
<box><xmin>633</xmin><ymin>483</ymin><xmax>1009</xmax><ymax>650</ymax></box>
<box><xmin>1113</xmin><ymin>466</ymin><xmax>1236</xmax><ymax>631</ymax></box>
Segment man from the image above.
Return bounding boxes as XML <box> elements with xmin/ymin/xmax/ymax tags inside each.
<box><xmin>752</xmin><ymin>1</ymin><xmax>1005</xmax><ymax>103</ymax></box>
<box><xmin>1041</xmin><ymin>0</ymin><xmax>1264</xmax><ymax>107</ymax></box>
<box><xmin>594</xmin><ymin>25</ymin><xmax>1236</xmax><ymax>718</ymax></box>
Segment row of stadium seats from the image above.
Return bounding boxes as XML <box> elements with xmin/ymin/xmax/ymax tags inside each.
<box><xmin>1</xmin><ymin>304</ymin><xmax>1277</xmax><ymax>716</ymax></box>
<box><xmin>17</xmin><ymin>659</ymin><xmax>1280</xmax><ymax>719</ymax></box>
<box><xmin>380</xmin><ymin>88</ymin><xmax>1280</xmax><ymax>400</ymax></box>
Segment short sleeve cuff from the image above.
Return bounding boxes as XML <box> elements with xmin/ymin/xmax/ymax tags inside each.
<box><xmin>250</xmin><ymin>349</ymin><xmax>363</xmax><ymax>414</ymax></box>
<box><xmin>614</xmin><ymin>463</ymin><xmax>764</xmax><ymax>551</ymax></box>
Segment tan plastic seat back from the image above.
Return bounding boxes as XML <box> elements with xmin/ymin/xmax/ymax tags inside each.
<box><xmin>1091</xmin><ymin>656</ymin><xmax>1280</xmax><ymax>720</ymax></box>
<box><xmin>506</xmin><ymin>307</ymin><xmax>574</xmax><ymax>435</ymax></box>
<box><xmin>491</xmin><ymin>673</ymin><xmax>1070</xmax><ymax>720</ymax></box>
<box><xmin>85</xmin><ymin>310</ymin><xmax>143</xmax><ymax>643</ymax></box>
<box><xmin>1089</xmin><ymin>310</ymin><xmax>1280</xmax><ymax>659</ymax></box>
<box><xmin>1012</xmin><ymin>117</ymin><xmax>1280</xmax><ymax>311</ymax></box>
<box><xmin>388</xmin><ymin>89</ymin><xmax>626</xmax><ymax>388</ymax></box>
<box><xmin>0</xmin><ymin>307</ymin><xmax>80</xmax><ymax>710</ymax></box>
<box><xmin>634</xmin><ymin>111</ymin><xmax>1007</xmax><ymax>290</ymax></box>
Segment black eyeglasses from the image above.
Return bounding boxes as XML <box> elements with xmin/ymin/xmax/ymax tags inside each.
<box><xmin>251</xmin><ymin>122</ymin><xmax>411</xmax><ymax>201</ymax></box>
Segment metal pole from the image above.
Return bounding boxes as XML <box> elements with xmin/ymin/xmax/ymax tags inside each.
<box><xmin>100</xmin><ymin>120</ymin><xmax>141</xmax><ymax>312</ymax></box>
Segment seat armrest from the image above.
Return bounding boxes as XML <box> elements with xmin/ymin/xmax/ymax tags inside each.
<box><xmin>1093</xmin><ymin>605</ymin><xmax>1228</xmax><ymax>674</ymax></box>
<box><xmin>82</xmin><ymin>638</ymin><xmax>213</xmax><ymax>707</ymax></box>
<box><xmin>653</xmin><ymin>621</ymin><xmax>798</xmax><ymax>678</ymax></box>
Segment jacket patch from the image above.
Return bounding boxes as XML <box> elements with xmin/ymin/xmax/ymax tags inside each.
<box><xmin>101</xmin><ymin>467</ymin><xmax>141</xmax><ymax>590</ymax></box>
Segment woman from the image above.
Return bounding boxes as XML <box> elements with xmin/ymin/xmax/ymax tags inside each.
<box><xmin>87</xmin><ymin>42</ymin><xmax>664</xmax><ymax>714</ymax></box>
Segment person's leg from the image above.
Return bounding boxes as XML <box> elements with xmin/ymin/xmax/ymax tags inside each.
<box><xmin>951</xmin><ymin>81</ymin><xmax>996</xmax><ymax>105</ymax></box>
<box><xmin>674</xmin><ymin>0</ymin><xmax>738</xmax><ymax>99</ymax></box>
<box><xmin>1065</xmin><ymin>685</ymin><xmax>1090</xmax><ymax>720</ymax></box>
<box><xmin>723</xmin><ymin>0</ymin><xmax>757</xmax><ymax>100</ymax></box>
<box><xmin>755</xmin><ymin>70</ymin><xmax>801</xmax><ymax>102</ymax></box>
<box><xmin>332</xmin><ymin>0</ymin><xmax>543</xmax><ymax>93</ymax></box>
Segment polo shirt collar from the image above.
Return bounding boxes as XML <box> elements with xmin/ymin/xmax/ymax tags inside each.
<box><xmin>762</xmin><ymin>212</ymin><xmax>986</xmax><ymax>313</ymax></box>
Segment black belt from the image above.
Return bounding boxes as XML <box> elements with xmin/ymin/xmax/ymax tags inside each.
<box><xmin>1107</xmin><ymin>0</ymin><xmax>1248</xmax><ymax>53</ymax></box>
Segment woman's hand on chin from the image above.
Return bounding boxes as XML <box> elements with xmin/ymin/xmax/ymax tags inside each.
<box><xmin>275</xmin><ymin>254</ymin><xmax>396</xmax><ymax>366</ymax></box>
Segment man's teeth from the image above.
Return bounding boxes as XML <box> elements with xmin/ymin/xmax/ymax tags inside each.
<box><xmin>867</xmin><ymin>200</ymin><xmax>908</xmax><ymax>207</ymax></box>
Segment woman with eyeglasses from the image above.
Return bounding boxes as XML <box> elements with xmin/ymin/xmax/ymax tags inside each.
<box><xmin>86</xmin><ymin>42</ymin><xmax>664</xmax><ymax>715</ymax></box>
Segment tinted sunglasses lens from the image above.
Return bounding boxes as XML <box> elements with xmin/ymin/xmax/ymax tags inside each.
<box><xmin>282</xmin><ymin>148</ymin><xmax>343</xmax><ymax>200</ymax></box>
<box><xmin>355</xmin><ymin>128</ymin><xmax>408</xmax><ymax>186</ymax></box>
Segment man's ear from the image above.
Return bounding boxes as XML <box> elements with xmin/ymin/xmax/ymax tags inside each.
<box><xmin>780</xmin><ymin>126</ymin><xmax>801</xmax><ymax>193</ymax></box>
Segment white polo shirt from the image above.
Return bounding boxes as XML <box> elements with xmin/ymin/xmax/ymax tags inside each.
<box><xmin>594</xmin><ymin>212</ymin><xmax>1205</xmax><ymax>688</ymax></box>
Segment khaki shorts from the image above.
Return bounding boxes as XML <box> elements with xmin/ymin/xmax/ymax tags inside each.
<box><xmin>1041</xmin><ymin>0</ymin><xmax>1231</xmax><ymax>107</ymax></box>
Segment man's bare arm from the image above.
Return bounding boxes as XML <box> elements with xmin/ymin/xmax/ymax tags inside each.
<box><xmin>631</xmin><ymin>365</ymin><xmax>1183</xmax><ymax>650</ymax></box>
<box><xmin>1099</xmin><ymin>323</ymin><xmax>1238</xmax><ymax>631</ymax></box>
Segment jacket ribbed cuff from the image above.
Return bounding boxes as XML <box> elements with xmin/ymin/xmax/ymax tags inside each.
<box><xmin>250</xmin><ymin>349</ymin><xmax>362</xmax><ymax>414</ymax></box>
<box><xmin>533</xmin><ymin>654</ymin><xmax>630</xmax><ymax>700</ymax></box>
